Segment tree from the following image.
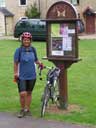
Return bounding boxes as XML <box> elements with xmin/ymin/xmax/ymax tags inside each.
<box><xmin>25</xmin><ymin>3</ymin><xmax>40</xmax><ymax>18</ymax></box>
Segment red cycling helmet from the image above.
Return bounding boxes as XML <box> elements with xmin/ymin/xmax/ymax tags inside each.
<box><xmin>21</xmin><ymin>32</ymin><xmax>32</xmax><ymax>40</ymax></box>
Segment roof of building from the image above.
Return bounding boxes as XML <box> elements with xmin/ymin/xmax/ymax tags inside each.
<box><xmin>83</xmin><ymin>6</ymin><xmax>96</xmax><ymax>16</ymax></box>
<box><xmin>0</xmin><ymin>7</ymin><xmax>14</xmax><ymax>16</ymax></box>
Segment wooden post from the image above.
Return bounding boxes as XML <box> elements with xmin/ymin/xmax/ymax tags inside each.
<box><xmin>59</xmin><ymin>67</ymin><xmax>68</xmax><ymax>109</ymax></box>
<box><xmin>53</xmin><ymin>62</ymin><xmax>70</xmax><ymax>109</ymax></box>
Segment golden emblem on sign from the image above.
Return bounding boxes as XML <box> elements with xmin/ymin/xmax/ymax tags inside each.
<box><xmin>57</xmin><ymin>10</ymin><xmax>66</xmax><ymax>17</ymax></box>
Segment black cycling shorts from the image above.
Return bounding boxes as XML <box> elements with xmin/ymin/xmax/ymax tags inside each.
<box><xmin>17</xmin><ymin>79</ymin><xmax>36</xmax><ymax>92</ymax></box>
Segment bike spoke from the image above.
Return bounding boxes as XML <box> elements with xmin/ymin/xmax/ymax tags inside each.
<box><xmin>41</xmin><ymin>85</ymin><xmax>50</xmax><ymax>117</ymax></box>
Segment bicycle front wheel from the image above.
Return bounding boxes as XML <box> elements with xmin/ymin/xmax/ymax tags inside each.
<box><xmin>41</xmin><ymin>85</ymin><xmax>50</xmax><ymax>117</ymax></box>
<box><xmin>53</xmin><ymin>78</ymin><xmax>60</xmax><ymax>107</ymax></box>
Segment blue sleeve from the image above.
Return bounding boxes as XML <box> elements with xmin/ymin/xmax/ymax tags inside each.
<box><xmin>14</xmin><ymin>48</ymin><xmax>20</xmax><ymax>62</ymax></box>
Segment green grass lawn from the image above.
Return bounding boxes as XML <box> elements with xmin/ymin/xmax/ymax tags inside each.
<box><xmin>0</xmin><ymin>39</ymin><xmax>96</xmax><ymax>125</ymax></box>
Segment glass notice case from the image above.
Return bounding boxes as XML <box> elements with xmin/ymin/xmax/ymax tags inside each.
<box><xmin>47</xmin><ymin>20</ymin><xmax>78</xmax><ymax>60</ymax></box>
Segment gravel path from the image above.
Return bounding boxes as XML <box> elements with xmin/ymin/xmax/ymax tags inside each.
<box><xmin>0</xmin><ymin>112</ymin><xmax>95</xmax><ymax>128</ymax></box>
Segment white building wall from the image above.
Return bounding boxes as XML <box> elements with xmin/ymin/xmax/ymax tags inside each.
<box><xmin>0</xmin><ymin>12</ymin><xmax>5</xmax><ymax>36</ymax></box>
<box><xmin>6</xmin><ymin>0</ymin><xmax>35</xmax><ymax>25</ymax></box>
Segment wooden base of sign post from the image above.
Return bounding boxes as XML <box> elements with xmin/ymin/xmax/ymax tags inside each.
<box><xmin>52</xmin><ymin>61</ymin><xmax>72</xmax><ymax>109</ymax></box>
<box><xmin>50</xmin><ymin>60</ymin><xmax>79</xmax><ymax>109</ymax></box>
<box><xmin>59</xmin><ymin>68</ymin><xmax>68</xmax><ymax>109</ymax></box>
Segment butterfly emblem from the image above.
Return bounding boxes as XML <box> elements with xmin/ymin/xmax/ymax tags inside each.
<box><xmin>57</xmin><ymin>10</ymin><xmax>66</xmax><ymax>17</ymax></box>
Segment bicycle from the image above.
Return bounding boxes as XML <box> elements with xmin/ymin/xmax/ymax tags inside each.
<box><xmin>38</xmin><ymin>66</ymin><xmax>60</xmax><ymax>117</ymax></box>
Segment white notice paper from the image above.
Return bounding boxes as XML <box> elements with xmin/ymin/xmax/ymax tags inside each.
<box><xmin>63</xmin><ymin>37</ymin><xmax>72</xmax><ymax>51</ymax></box>
<box><xmin>52</xmin><ymin>51</ymin><xmax>63</xmax><ymax>56</ymax></box>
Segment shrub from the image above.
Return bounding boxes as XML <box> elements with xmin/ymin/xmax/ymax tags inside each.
<box><xmin>25</xmin><ymin>3</ymin><xmax>40</xmax><ymax>18</ymax></box>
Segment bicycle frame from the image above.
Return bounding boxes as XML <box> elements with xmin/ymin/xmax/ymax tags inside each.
<box><xmin>39</xmin><ymin>66</ymin><xmax>60</xmax><ymax>117</ymax></box>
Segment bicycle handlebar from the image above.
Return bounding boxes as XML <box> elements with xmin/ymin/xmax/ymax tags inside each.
<box><xmin>38</xmin><ymin>65</ymin><xmax>60</xmax><ymax>80</ymax></box>
<box><xmin>38</xmin><ymin>66</ymin><xmax>50</xmax><ymax>80</ymax></box>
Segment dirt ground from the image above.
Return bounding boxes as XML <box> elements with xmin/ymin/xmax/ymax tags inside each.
<box><xmin>46</xmin><ymin>104</ymin><xmax>83</xmax><ymax>114</ymax></box>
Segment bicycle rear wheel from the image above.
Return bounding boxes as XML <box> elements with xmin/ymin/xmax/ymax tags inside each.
<box><xmin>41</xmin><ymin>85</ymin><xmax>50</xmax><ymax>117</ymax></box>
